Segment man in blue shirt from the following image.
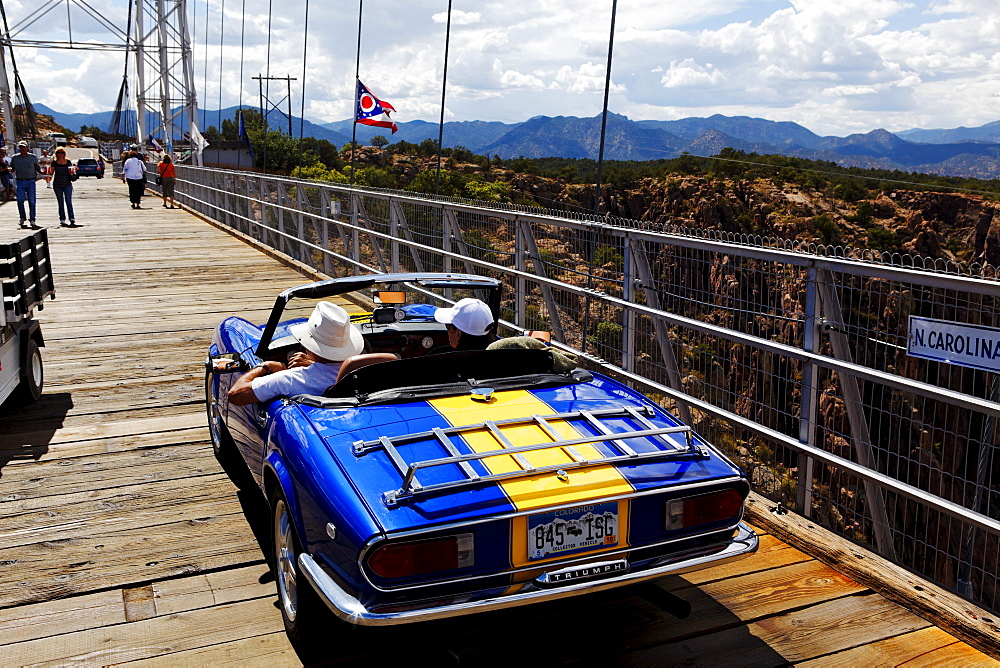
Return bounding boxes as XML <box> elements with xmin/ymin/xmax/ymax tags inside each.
<box><xmin>9</xmin><ymin>141</ymin><xmax>42</xmax><ymax>228</ymax></box>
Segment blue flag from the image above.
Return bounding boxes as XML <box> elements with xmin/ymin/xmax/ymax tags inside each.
<box><xmin>238</xmin><ymin>111</ymin><xmax>255</xmax><ymax>160</ymax></box>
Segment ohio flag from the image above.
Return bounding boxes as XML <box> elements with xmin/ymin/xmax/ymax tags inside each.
<box><xmin>356</xmin><ymin>80</ymin><xmax>398</xmax><ymax>134</ymax></box>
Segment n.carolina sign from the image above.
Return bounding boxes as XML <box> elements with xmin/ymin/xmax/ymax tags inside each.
<box><xmin>907</xmin><ymin>316</ymin><xmax>1000</xmax><ymax>373</ymax></box>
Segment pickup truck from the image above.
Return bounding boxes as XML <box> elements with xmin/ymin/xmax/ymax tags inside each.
<box><xmin>1</xmin><ymin>230</ymin><xmax>55</xmax><ymax>406</ymax></box>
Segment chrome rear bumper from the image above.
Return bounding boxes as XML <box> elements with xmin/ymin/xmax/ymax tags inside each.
<box><xmin>299</xmin><ymin>522</ymin><xmax>758</xmax><ymax>626</ymax></box>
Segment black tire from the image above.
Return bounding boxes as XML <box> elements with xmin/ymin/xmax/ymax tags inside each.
<box><xmin>204</xmin><ymin>368</ymin><xmax>251</xmax><ymax>487</ymax></box>
<box><xmin>204</xmin><ymin>369</ymin><xmax>231</xmax><ymax>457</ymax></box>
<box><xmin>271</xmin><ymin>490</ymin><xmax>326</xmax><ymax>643</ymax></box>
<box><xmin>14</xmin><ymin>338</ymin><xmax>43</xmax><ymax>404</ymax></box>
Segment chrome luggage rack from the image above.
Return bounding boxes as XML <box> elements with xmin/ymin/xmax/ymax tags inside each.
<box><xmin>352</xmin><ymin>405</ymin><xmax>710</xmax><ymax>507</ymax></box>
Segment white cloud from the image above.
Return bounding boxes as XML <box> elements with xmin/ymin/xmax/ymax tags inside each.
<box><xmin>432</xmin><ymin>10</ymin><xmax>482</xmax><ymax>26</ymax></box>
<box><xmin>3</xmin><ymin>0</ymin><xmax>999</xmax><ymax>137</ymax></box>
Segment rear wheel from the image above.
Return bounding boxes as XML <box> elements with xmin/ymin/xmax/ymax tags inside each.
<box><xmin>272</xmin><ymin>491</ymin><xmax>325</xmax><ymax>643</ymax></box>
<box><xmin>14</xmin><ymin>339</ymin><xmax>43</xmax><ymax>404</ymax></box>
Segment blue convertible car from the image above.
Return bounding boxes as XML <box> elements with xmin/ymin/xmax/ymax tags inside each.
<box><xmin>205</xmin><ymin>273</ymin><xmax>757</xmax><ymax>641</ymax></box>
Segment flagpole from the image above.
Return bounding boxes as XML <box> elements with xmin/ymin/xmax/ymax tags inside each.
<box><xmin>350</xmin><ymin>0</ymin><xmax>363</xmax><ymax>186</ymax></box>
<box><xmin>434</xmin><ymin>0</ymin><xmax>453</xmax><ymax>199</ymax></box>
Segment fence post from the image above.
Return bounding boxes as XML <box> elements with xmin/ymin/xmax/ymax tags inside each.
<box><xmin>443</xmin><ymin>209</ymin><xmax>476</xmax><ymax>275</ymax></box>
<box><xmin>353</xmin><ymin>196</ymin><xmax>388</xmax><ymax>273</ymax></box>
<box><xmin>518</xmin><ymin>221</ymin><xmax>566</xmax><ymax>342</ymax></box>
<box><xmin>295</xmin><ymin>183</ymin><xmax>306</xmax><ymax>263</ymax></box>
<box><xmin>389</xmin><ymin>198</ymin><xmax>401</xmax><ymax>272</ymax></box>
<box><xmin>796</xmin><ymin>266</ymin><xmax>820</xmax><ymax>517</ymax></box>
<box><xmin>514</xmin><ymin>218</ymin><xmax>528</xmax><ymax>329</ymax></box>
<box><xmin>622</xmin><ymin>232</ymin><xmax>636</xmax><ymax>372</ymax></box>
<box><xmin>816</xmin><ymin>267</ymin><xmax>897</xmax><ymax>561</ymax></box>
<box><xmin>442</xmin><ymin>209</ymin><xmax>453</xmax><ymax>274</ymax></box>
<box><xmin>320</xmin><ymin>188</ymin><xmax>333</xmax><ymax>277</ymax></box>
<box><xmin>350</xmin><ymin>194</ymin><xmax>361</xmax><ymax>274</ymax></box>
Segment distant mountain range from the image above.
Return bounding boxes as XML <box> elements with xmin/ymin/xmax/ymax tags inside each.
<box><xmin>38</xmin><ymin>103</ymin><xmax>1000</xmax><ymax>180</ymax></box>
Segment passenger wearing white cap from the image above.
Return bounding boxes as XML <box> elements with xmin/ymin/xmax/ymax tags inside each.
<box><xmin>228</xmin><ymin>301</ymin><xmax>364</xmax><ymax>405</ymax></box>
<box><xmin>433</xmin><ymin>298</ymin><xmax>497</xmax><ymax>351</ymax></box>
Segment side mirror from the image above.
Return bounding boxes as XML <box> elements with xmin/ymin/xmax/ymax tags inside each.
<box><xmin>207</xmin><ymin>353</ymin><xmax>246</xmax><ymax>374</ymax></box>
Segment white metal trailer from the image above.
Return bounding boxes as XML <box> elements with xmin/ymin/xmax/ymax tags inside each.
<box><xmin>0</xmin><ymin>230</ymin><xmax>54</xmax><ymax>407</ymax></box>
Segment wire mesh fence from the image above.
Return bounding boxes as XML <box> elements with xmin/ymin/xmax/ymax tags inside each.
<box><xmin>178</xmin><ymin>166</ymin><xmax>1000</xmax><ymax>614</ymax></box>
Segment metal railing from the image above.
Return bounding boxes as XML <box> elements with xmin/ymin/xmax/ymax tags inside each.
<box><xmin>175</xmin><ymin>165</ymin><xmax>1000</xmax><ymax>613</ymax></box>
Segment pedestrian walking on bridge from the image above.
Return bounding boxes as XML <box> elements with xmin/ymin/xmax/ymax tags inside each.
<box><xmin>121</xmin><ymin>151</ymin><xmax>147</xmax><ymax>209</ymax></box>
<box><xmin>49</xmin><ymin>147</ymin><xmax>78</xmax><ymax>227</ymax></box>
<box><xmin>10</xmin><ymin>141</ymin><xmax>42</xmax><ymax>229</ymax></box>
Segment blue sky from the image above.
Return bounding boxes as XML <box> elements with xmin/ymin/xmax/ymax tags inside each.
<box><xmin>5</xmin><ymin>0</ymin><xmax>999</xmax><ymax>137</ymax></box>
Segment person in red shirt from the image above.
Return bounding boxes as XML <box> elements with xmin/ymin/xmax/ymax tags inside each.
<box><xmin>156</xmin><ymin>154</ymin><xmax>177</xmax><ymax>209</ymax></box>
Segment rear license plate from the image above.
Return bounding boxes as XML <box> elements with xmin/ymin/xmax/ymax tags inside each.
<box><xmin>528</xmin><ymin>501</ymin><xmax>619</xmax><ymax>561</ymax></box>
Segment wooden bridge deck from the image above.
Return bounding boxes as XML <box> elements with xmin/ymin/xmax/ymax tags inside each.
<box><xmin>0</xmin><ymin>181</ymin><xmax>995</xmax><ymax>666</ymax></box>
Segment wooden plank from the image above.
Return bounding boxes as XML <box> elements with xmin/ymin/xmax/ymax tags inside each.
<box><xmin>0</xmin><ymin>512</ymin><xmax>263</xmax><ymax>608</ymax></box>
<box><xmin>0</xmin><ymin>589</ymin><xmax>126</xmax><ymax>645</ymax></box>
<box><xmin>2</xmin><ymin>411</ymin><xmax>204</xmax><ymax>450</ymax></box>
<box><xmin>745</xmin><ymin>492</ymin><xmax>1000</xmax><ymax>657</ymax></box>
<box><xmin>150</xmin><ymin>564</ymin><xmax>275</xmax><ymax>616</ymax></box>
<box><xmin>799</xmin><ymin>626</ymin><xmax>999</xmax><ymax>667</ymax></box>
<box><xmin>123</xmin><ymin>585</ymin><xmax>156</xmax><ymax>622</ymax></box>
<box><xmin>117</xmin><ymin>632</ymin><xmax>298</xmax><ymax>667</ymax></box>
<box><xmin>0</xmin><ymin>565</ymin><xmax>272</xmax><ymax>649</ymax></box>
<box><xmin>679</xmin><ymin>532</ymin><xmax>813</xmax><ymax>586</ymax></box>
<box><xmin>0</xmin><ymin>442</ymin><xmax>217</xmax><ymax>500</ymax></box>
<box><xmin>0</xmin><ymin>596</ymin><xmax>284</xmax><ymax>666</ymax></box>
<box><xmin>0</xmin><ymin>475</ymin><xmax>243</xmax><ymax>549</ymax></box>
<box><xmin>616</xmin><ymin>593</ymin><xmax>931</xmax><ymax>665</ymax></box>
<box><xmin>0</xmin><ymin>426</ymin><xmax>207</xmax><ymax>464</ymax></box>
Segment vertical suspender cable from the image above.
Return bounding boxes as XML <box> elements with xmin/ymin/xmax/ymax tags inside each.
<box><xmin>202</xmin><ymin>0</ymin><xmax>210</xmax><ymax>138</ymax></box>
<box><xmin>217</xmin><ymin>0</ymin><xmax>226</xmax><ymax>132</ymax></box>
<box><xmin>263</xmin><ymin>0</ymin><xmax>273</xmax><ymax>170</ymax></box>
<box><xmin>350</xmin><ymin>0</ymin><xmax>363</xmax><ymax>185</ymax></box>
<box><xmin>594</xmin><ymin>0</ymin><xmax>617</xmax><ymax>217</ymax></box>
<box><xmin>434</xmin><ymin>0</ymin><xmax>453</xmax><ymax>199</ymax></box>
<box><xmin>298</xmin><ymin>0</ymin><xmax>310</xmax><ymax>171</ymax></box>
<box><xmin>237</xmin><ymin>0</ymin><xmax>246</xmax><ymax>167</ymax></box>
<box><xmin>583</xmin><ymin>0</ymin><xmax>617</xmax><ymax>356</ymax></box>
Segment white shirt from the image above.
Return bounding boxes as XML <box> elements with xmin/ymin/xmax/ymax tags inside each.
<box><xmin>122</xmin><ymin>157</ymin><xmax>147</xmax><ymax>180</ymax></box>
<box><xmin>250</xmin><ymin>361</ymin><xmax>343</xmax><ymax>402</ymax></box>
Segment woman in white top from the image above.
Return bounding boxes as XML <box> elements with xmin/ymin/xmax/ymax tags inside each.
<box><xmin>120</xmin><ymin>151</ymin><xmax>147</xmax><ymax>209</ymax></box>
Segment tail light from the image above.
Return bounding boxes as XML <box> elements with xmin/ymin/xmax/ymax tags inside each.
<box><xmin>666</xmin><ymin>489</ymin><xmax>744</xmax><ymax>531</ymax></box>
<box><xmin>367</xmin><ymin>533</ymin><xmax>474</xmax><ymax>579</ymax></box>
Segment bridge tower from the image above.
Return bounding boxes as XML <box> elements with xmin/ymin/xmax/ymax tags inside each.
<box><xmin>133</xmin><ymin>0</ymin><xmax>204</xmax><ymax>165</ymax></box>
<box><xmin>0</xmin><ymin>0</ymin><xmax>204</xmax><ymax>165</ymax></box>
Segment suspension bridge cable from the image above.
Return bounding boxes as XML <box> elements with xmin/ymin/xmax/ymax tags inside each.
<box><xmin>263</xmin><ymin>0</ymin><xmax>274</xmax><ymax>169</ymax></box>
<box><xmin>434</xmin><ymin>0</ymin><xmax>452</xmax><ymax>199</ymax></box>
<box><xmin>237</xmin><ymin>0</ymin><xmax>246</xmax><ymax>168</ymax></box>
<box><xmin>0</xmin><ymin>0</ymin><xmax>38</xmax><ymax>139</ymax></box>
<box><xmin>108</xmin><ymin>0</ymin><xmax>135</xmax><ymax>138</ymax></box>
<box><xmin>202</xmin><ymin>0</ymin><xmax>210</xmax><ymax>136</ymax></box>
<box><xmin>350</xmin><ymin>0</ymin><xmax>363</xmax><ymax>184</ymax></box>
<box><xmin>218</xmin><ymin>0</ymin><xmax>226</xmax><ymax>132</ymax></box>
<box><xmin>298</xmin><ymin>0</ymin><xmax>311</xmax><ymax>171</ymax></box>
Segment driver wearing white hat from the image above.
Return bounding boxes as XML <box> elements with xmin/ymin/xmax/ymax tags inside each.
<box><xmin>228</xmin><ymin>301</ymin><xmax>364</xmax><ymax>405</ymax></box>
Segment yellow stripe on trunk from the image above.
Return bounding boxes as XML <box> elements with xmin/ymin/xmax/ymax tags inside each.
<box><xmin>428</xmin><ymin>391</ymin><xmax>633</xmax><ymax>511</ymax></box>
